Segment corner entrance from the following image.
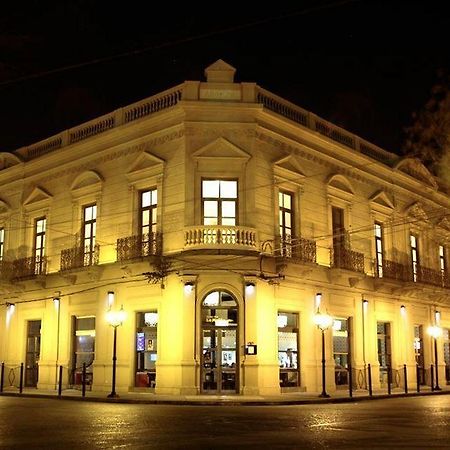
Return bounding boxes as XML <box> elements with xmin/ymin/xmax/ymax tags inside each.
<box><xmin>201</xmin><ymin>291</ymin><xmax>239</xmax><ymax>394</ymax></box>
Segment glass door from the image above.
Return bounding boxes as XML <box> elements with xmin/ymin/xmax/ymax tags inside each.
<box><xmin>25</xmin><ymin>320</ymin><xmax>41</xmax><ymax>387</ymax></box>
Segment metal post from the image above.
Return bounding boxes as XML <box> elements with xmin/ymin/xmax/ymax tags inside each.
<box><xmin>403</xmin><ymin>364</ymin><xmax>408</xmax><ymax>394</ymax></box>
<box><xmin>430</xmin><ymin>364</ymin><xmax>434</xmax><ymax>392</ymax></box>
<box><xmin>368</xmin><ymin>363</ymin><xmax>372</xmax><ymax>396</ymax></box>
<box><xmin>58</xmin><ymin>365</ymin><xmax>63</xmax><ymax>396</ymax></box>
<box><xmin>434</xmin><ymin>337</ymin><xmax>441</xmax><ymax>390</ymax></box>
<box><xmin>387</xmin><ymin>366</ymin><xmax>392</xmax><ymax>395</ymax></box>
<box><xmin>19</xmin><ymin>363</ymin><xmax>24</xmax><ymax>393</ymax></box>
<box><xmin>348</xmin><ymin>363</ymin><xmax>353</xmax><ymax>398</ymax></box>
<box><xmin>416</xmin><ymin>365</ymin><xmax>420</xmax><ymax>393</ymax></box>
<box><xmin>82</xmin><ymin>363</ymin><xmax>86</xmax><ymax>397</ymax></box>
<box><xmin>0</xmin><ymin>362</ymin><xmax>4</xmax><ymax>393</ymax></box>
<box><xmin>108</xmin><ymin>325</ymin><xmax>119</xmax><ymax>398</ymax></box>
<box><xmin>319</xmin><ymin>329</ymin><xmax>330</xmax><ymax>398</ymax></box>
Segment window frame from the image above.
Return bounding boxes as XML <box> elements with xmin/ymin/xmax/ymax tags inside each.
<box><xmin>33</xmin><ymin>216</ymin><xmax>46</xmax><ymax>275</ymax></box>
<box><xmin>410</xmin><ymin>234</ymin><xmax>419</xmax><ymax>282</ymax></box>
<box><xmin>374</xmin><ymin>222</ymin><xmax>384</xmax><ymax>278</ymax></box>
<box><xmin>201</xmin><ymin>178</ymin><xmax>238</xmax><ymax>226</ymax></box>
<box><xmin>82</xmin><ymin>204</ymin><xmax>97</xmax><ymax>265</ymax></box>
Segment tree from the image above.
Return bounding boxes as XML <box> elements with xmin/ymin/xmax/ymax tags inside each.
<box><xmin>403</xmin><ymin>70</ymin><xmax>450</xmax><ymax>185</ymax></box>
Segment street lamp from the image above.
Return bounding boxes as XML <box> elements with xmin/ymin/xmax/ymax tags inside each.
<box><xmin>428</xmin><ymin>324</ymin><xmax>442</xmax><ymax>391</ymax></box>
<box><xmin>314</xmin><ymin>309</ymin><xmax>333</xmax><ymax>398</ymax></box>
<box><xmin>106</xmin><ymin>299</ymin><xmax>125</xmax><ymax>398</ymax></box>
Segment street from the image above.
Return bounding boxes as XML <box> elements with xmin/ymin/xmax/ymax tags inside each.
<box><xmin>0</xmin><ymin>395</ymin><xmax>449</xmax><ymax>449</ymax></box>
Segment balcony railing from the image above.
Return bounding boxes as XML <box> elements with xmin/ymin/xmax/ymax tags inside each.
<box><xmin>184</xmin><ymin>226</ymin><xmax>257</xmax><ymax>250</ymax></box>
<box><xmin>0</xmin><ymin>260</ymin><xmax>13</xmax><ymax>282</ymax></box>
<box><xmin>11</xmin><ymin>256</ymin><xmax>47</xmax><ymax>279</ymax></box>
<box><xmin>275</xmin><ymin>236</ymin><xmax>317</xmax><ymax>264</ymax></box>
<box><xmin>117</xmin><ymin>233</ymin><xmax>162</xmax><ymax>262</ymax></box>
<box><xmin>332</xmin><ymin>247</ymin><xmax>365</xmax><ymax>273</ymax></box>
<box><xmin>381</xmin><ymin>259</ymin><xmax>412</xmax><ymax>282</ymax></box>
<box><xmin>60</xmin><ymin>245</ymin><xmax>99</xmax><ymax>271</ymax></box>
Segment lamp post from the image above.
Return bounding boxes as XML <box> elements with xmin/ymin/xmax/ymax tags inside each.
<box><xmin>428</xmin><ymin>324</ymin><xmax>442</xmax><ymax>391</ymax></box>
<box><xmin>314</xmin><ymin>309</ymin><xmax>333</xmax><ymax>398</ymax></box>
<box><xmin>106</xmin><ymin>301</ymin><xmax>125</xmax><ymax>398</ymax></box>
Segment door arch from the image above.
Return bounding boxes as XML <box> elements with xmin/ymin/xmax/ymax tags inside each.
<box><xmin>200</xmin><ymin>290</ymin><xmax>239</xmax><ymax>393</ymax></box>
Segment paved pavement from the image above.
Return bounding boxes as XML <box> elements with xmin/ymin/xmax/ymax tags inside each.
<box><xmin>1</xmin><ymin>384</ymin><xmax>449</xmax><ymax>405</ymax></box>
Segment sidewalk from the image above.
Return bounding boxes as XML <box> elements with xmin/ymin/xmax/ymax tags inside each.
<box><xmin>1</xmin><ymin>385</ymin><xmax>450</xmax><ymax>406</ymax></box>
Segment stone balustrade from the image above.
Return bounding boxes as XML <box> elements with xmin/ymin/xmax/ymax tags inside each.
<box><xmin>184</xmin><ymin>226</ymin><xmax>258</xmax><ymax>250</ymax></box>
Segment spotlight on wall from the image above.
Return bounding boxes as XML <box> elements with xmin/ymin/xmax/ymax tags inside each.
<box><xmin>362</xmin><ymin>297</ymin><xmax>368</xmax><ymax>313</ymax></box>
<box><xmin>53</xmin><ymin>291</ymin><xmax>61</xmax><ymax>307</ymax></box>
<box><xmin>6</xmin><ymin>302</ymin><xmax>15</xmax><ymax>308</ymax></box>
<box><xmin>400</xmin><ymin>305</ymin><xmax>406</xmax><ymax>316</ymax></box>
<box><xmin>107</xmin><ymin>291</ymin><xmax>115</xmax><ymax>308</ymax></box>
<box><xmin>184</xmin><ymin>282</ymin><xmax>194</xmax><ymax>294</ymax></box>
<box><xmin>315</xmin><ymin>292</ymin><xmax>322</xmax><ymax>309</ymax></box>
<box><xmin>245</xmin><ymin>282</ymin><xmax>255</xmax><ymax>295</ymax></box>
<box><xmin>435</xmin><ymin>310</ymin><xmax>441</xmax><ymax>325</ymax></box>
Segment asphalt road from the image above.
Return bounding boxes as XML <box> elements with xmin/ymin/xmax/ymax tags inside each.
<box><xmin>0</xmin><ymin>395</ymin><xmax>449</xmax><ymax>449</ymax></box>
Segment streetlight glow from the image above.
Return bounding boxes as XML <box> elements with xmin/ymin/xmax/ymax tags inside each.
<box><xmin>106</xmin><ymin>306</ymin><xmax>126</xmax><ymax>328</ymax></box>
<box><xmin>313</xmin><ymin>310</ymin><xmax>333</xmax><ymax>331</ymax></box>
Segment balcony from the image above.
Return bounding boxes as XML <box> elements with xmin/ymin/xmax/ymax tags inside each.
<box><xmin>117</xmin><ymin>233</ymin><xmax>162</xmax><ymax>262</ymax></box>
<box><xmin>381</xmin><ymin>259</ymin><xmax>412</xmax><ymax>282</ymax></box>
<box><xmin>11</xmin><ymin>256</ymin><xmax>47</xmax><ymax>279</ymax></box>
<box><xmin>184</xmin><ymin>226</ymin><xmax>258</xmax><ymax>252</ymax></box>
<box><xmin>331</xmin><ymin>247</ymin><xmax>365</xmax><ymax>273</ymax></box>
<box><xmin>60</xmin><ymin>245</ymin><xmax>99</xmax><ymax>271</ymax></box>
<box><xmin>275</xmin><ymin>236</ymin><xmax>317</xmax><ymax>264</ymax></box>
<box><xmin>0</xmin><ymin>260</ymin><xmax>13</xmax><ymax>283</ymax></box>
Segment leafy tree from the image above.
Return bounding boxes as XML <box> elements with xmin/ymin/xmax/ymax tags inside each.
<box><xmin>403</xmin><ymin>70</ymin><xmax>450</xmax><ymax>185</ymax></box>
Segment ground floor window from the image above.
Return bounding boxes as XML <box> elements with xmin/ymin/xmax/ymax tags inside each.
<box><xmin>135</xmin><ymin>311</ymin><xmax>158</xmax><ymax>388</ymax></box>
<box><xmin>72</xmin><ymin>316</ymin><xmax>95</xmax><ymax>386</ymax></box>
<box><xmin>443</xmin><ymin>328</ymin><xmax>450</xmax><ymax>384</ymax></box>
<box><xmin>333</xmin><ymin>318</ymin><xmax>350</xmax><ymax>386</ymax></box>
<box><xmin>377</xmin><ymin>322</ymin><xmax>391</xmax><ymax>383</ymax></box>
<box><xmin>25</xmin><ymin>320</ymin><xmax>41</xmax><ymax>387</ymax></box>
<box><xmin>414</xmin><ymin>324</ymin><xmax>426</xmax><ymax>385</ymax></box>
<box><xmin>278</xmin><ymin>312</ymin><xmax>299</xmax><ymax>388</ymax></box>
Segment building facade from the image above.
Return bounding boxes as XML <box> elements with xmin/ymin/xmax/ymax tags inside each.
<box><xmin>0</xmin><ymin>60</ymin><xmax>449</xmax><ymax>396</ymax></box>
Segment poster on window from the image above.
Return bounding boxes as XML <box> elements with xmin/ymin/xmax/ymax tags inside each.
<box><xmin>147</xmin><ymin>339</ymin><xmax>154</xmax><ymax>351</ymax></box>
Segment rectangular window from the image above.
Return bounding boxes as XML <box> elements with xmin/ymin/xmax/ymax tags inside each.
<box><xmin>278</xmin><ymin>312</ymin><xmax>299</xmax><ymax>388</ymax></box>
<box><xmin>82</xmin><ymin>204</ymin><xmax>97</xmax><ymax>266</ymax></box>
<box><xmin>414</xmin><ymin>324</ymin><xmax>425</xmax><ymax>385</ymax></box>
<box><xmin>34</xmin><ymin>217</ymin><xmax>46</xmax><ymax>275</ymax></box>
<box><xmin>374</xmin><ymin>223</ymin><xmax>384</xmax><ymax>277</ymax></box>
<box><xmin>439</xmin><ymin>245</ymin><xmax>446</xmax><ymax>284</ymax></box>
<box><xmin>140</xmin><ymin>189</ymin><xmax>157</xmax><ymax>256</ymax></box>
<box><xmin>444</xmin><ymin>328</ymin><xmax>450</xmax><ymax>384</ymax></box>
<box><xmin>279</xmin><ymin>191</ymin><xmax>293</xmax><ymax>257</ymax></box>
<box><xmin>377</xmin><ymin>322</ymin><xmax>391</xmax><ymax>383</ymax></box>
<box><xmin>25</xmin><ymin>320</ymin><xmax>41</xmax><ymax>387</ymax></box>
<box><xmin>0</xmin><ymin>227</ymin><xmax>4</xmax><ymax>261</ymax></box>
<box><xmin>410</xmin><ymin>234</ymin><xmax>419</xmax><ymax>282</ymax></box>
<box><xmin>72</xmin><ymin>316</ymin><xmax>95</xmax><ymax>386</ymax></box>
<box><xmin>333</xmin><ymin>318</ymin><xmax>350</xmax><ymax>386</ymax></box>
<box><xmin>136</xmin><ymin>311</ymin><xmax>158</xmax><ymax>388</ymax></box>
<box><xmin>332</xmin><ymin>206</ymin><xmax>345</xmax><ymax>266</ymax></box>
<box><xmin>202</xmin><ymin>179</ymin><xmax>237</xmax><ymax>226</ymax></box>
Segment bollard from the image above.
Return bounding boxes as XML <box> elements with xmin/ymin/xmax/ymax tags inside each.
<box><xmin>368</xmin><ymin>363</ymin><xmax>373</xmax><ymax>397</ymax></box>
<box><xmin>348</xmin><ymin>364</ymin><xmax>353</xmax><ymax>398</ymax></box>
<box><xmin>387</xmin><ymin>366</ymin><xmax>392</xmax><ymax>395</ymax></box>
<box><xmin>430</xmin><ymin>364</ymin><xmax>434</xmax><ymax>392</ymax></box>
<box><xmin>19</xmin><ymin>363</ymin><xmax>24</xmax><ymax>393</ymax></box>
<box><xmin>403</xmin><ymin>364</ymin><xmax>408</xmax><ymax>394</ymax></box>
<box><xmin>82</xmin><ymin>363</ymin><xmax>86</xmax><ymax>398</ymax></box>
<box><xmin>416</xmin><ymin>365</ymin><xmax>420</xmax><ymax>393</ymax></box>
<box><xmin>58</xmin><ymin>365</ymin><xmax>63</xmax><ymax>397</ymax></box>
<box><xmin>0</xmin><ymin>362</ymin><xmax>4</xmax><ymax>393</ymax></box>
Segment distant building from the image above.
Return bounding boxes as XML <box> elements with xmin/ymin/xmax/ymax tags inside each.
<box><xmin>0</xmin><ymin>60</ymin><xmax>449</xmax><ymax>396</ymax></box>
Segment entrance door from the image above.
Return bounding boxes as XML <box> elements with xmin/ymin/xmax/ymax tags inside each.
<box><xmin>201</xmin><ymin>291</ymin><xmax>238</xmax><ymax>393</ymax></box>
<box><xmin>25</xmin><ymin>320</ymin><xmax>41</xmax><ymax>387</ymax></box>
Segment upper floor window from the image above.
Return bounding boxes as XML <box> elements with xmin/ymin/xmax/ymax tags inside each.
<box><xmin>410</xmin><ymin>234</ymin><xmax>419</xmax><ymax>282</ymax></box>
<box><xmin>439</xmin><ymin>245</ymin><xmax>446</xmax><ymax>278</ymax></box>
<box><xmin>332</xmin><ymin>206</ymin><xmax>345</xmax><ymax>250</ymax></box>
<box><xmin>83</xmin><ymin>204</ymin><xmax>97</xmax><ymax>266</ymax></box>
<box><xmin>34</xmin><ymin>217</ymin><xmax>46</xmax><ymax>274</ymax></box>
<box><xmin>374</xmin><ymin>222</ymin><xmax>384</xmax><ymax>277</ymax></box>
<box><xmin>0</xmin><ymin>227</ymin><xmax>4</xmax><ymax>261</ymax></box>
<box><xmin>279</xmin><ymin>191</ymin><xmax>293</xmax><ymax>256</ymax></box>
<box><xmin>202</xmin><ymin>180</ymin><xmax>237</xmax><ymax>226</ymax></box>
<box><xmin>140</xmin><ymin>189</ymin><xmax>157</xmax><ymax>254</ymax></box>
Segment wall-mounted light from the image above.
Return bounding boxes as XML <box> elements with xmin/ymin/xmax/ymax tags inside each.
<box><xmin>53</xmin><ymin>291</ymin><xmax>61</xmax><ymax>308</ymax></box>
<box><xmin>184</xmin><ymin>282</ymin><xmax>194</xmax><ymax>294</ymax></box>
<box><xmin>6</xmin><ymin>302</ymin><xmax>15</xmax><ymax>308</ymax></box>
<box><xmin>6</xmin><ymin>302</ymin><xmax>15</xmax><ymax>327</ymax></box>
<box><xmin>362</xmin><ymin>297</ymin><xmax>369</xmax><ymax>313</ymax></box>
<box><xmin>435</xmin><ymin>310</ymin><xmax>441</xmax><ymax>325</ymax></box>
<box><xmin>245</xmin><ymin>282</ymin><xmax>255</xmax><ymax>295</ymax></box>
<box><xmin>400</xmin><ymin>305</ymin><xmax>406</xmax><ymax>316</ymax></box>
<box><xmin>315</xmin><ymin>292</ymin><xmax>322</xmax><ymax>309</ymax></box>
<box><xmin>107</xmin><ymin>291</ymin><xmax>115</xmax><ymax>308</ymax></box>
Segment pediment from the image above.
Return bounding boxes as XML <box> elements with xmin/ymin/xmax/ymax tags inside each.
<box><xmin>126</xmin><ymin>151</ymin><xmax>165</xmax><ymax>185</ymax></box>
<box><xmin>0</xmin><ymin>199</ymin><xmax>10</xmax><ymax>215</ymax></box>
<box><xmin>327</xmin><ymin>174</ymin><xmax>354</xmax><ymax>202</ymax></box>
<box><xmin>273</xmin><ymin>155</ymin><xmax>306</xmax><ymax>185</ymax></box>
<box><xmin>0</xmin><ymin>152</ymin><xmax>22</xmax><ymax>170</ymax></box>
<box><xmin>395</xmin><ymin>158</ymin><xmax>438</xmax><ymax>190</ymax></box>
<box><xmin>204</xmin><ymin>59</ymin><xmax>236</xmax><ymax>83</ymax></box>
<box><xmin>23</xmin><ymin>187</ymin><xmax>52</xmax><ymax>210</ymax></box>
<box><xmin>436</xmin><ymin>216</ymin><xmax>450</xmax><ymax>232</ymax></box>
<box><xmin>70</xmin><ymin>170</ymin><xmax>103</xmax><ymax>198</ymax></box>
<box><xmin>192</xmin><ymin>137</ymin><xmax>251</xmax><ymax>161</ymax></box>
<box><xmin>369</xmin><ymin>190</ymin><xmax>395</xmax><ymax>215</ymax></box>
<box><xmin>405</xmin><ymin>202</ymin><xmax>429</xmax><ymax>223</ymax></box>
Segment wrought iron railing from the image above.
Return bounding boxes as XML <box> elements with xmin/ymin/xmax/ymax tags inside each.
<box><xmin>275</xmin><ymin>236</ymin><xmax>316</xmax><ymax>264</ymax></box>
<box><xmin>331</xmin><ymin>247</ymin><xmax>365</xmax><ymax>273</ymax></box>
<box><xmin>11</xmin><ymin>256</ymin><xmax>47</xmax><ymax>279</ymax></box>
<box><xmin>60</xmin><ymin>244</ymin><xmax>99</xmax><ymax>271</ymax></box>
<box><xmin>116</xmin><ymin>232</ymin><xmax>162</xmax><ymax>261</ymax></box>
<box><xmin>0</xmin><ymin>260</ymin><xmax>13</xmax><ymax>282</ymax></box>
<box><xmin>381</xmin><ymin>259</ymin><xmax>412</xmax><ymax>282</ymax></box>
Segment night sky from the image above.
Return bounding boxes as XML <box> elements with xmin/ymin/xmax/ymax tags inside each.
<box><xmin>0</xmin><ymin>1</ymin><xmax>448</xmax><ymax>155</ymax></box>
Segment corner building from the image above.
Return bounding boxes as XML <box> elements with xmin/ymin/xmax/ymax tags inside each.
<box><xmin>1</xmin><ymin>60</ymin><xmax>449</xmax><ymax>396</ymax></box>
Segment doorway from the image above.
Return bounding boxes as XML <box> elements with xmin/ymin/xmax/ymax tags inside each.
<box><xmin>25</xmin><ymin>320</ymin><xmax>41</xmax><ymax>387</ymax></box>
<box><xmin>201</xmin><ymin>291</ymin><xmax>238</xmax><ymax>394</ymax></box>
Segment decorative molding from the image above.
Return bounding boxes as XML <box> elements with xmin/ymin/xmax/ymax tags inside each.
<box><xmin>327</xmin><ymin>174</ymin><xmax>355</xmax><ymax>204</ymax></box>
<box><xmin>369</xmin><ymin>190</ymin><xmax>395</xmax><ymax>216</ymax></box>
<box><xmin>126</xmin><ymin>151</ymin><xmax>165</xmax><ymax>186</ymax></box>
<box><xmin>192</xmin><ymin>137</ymin><xmax>251</xmax><ymax>161</ymax></box>
<box><xmin>273</xmin><ymin>155</ymin><xmax>306</xmax><ymax>186</ymax></box>
<box><xmin>0</xmin><ymin>152</ymin><xmax>22</xmax><ymax>170</ymax></box>
<box><xmin>0</xmin><ymin>198</ymin><xmax>10</xmax><ymax>215</ymax></box>
<box><xmin>23</xmin><ymin>186</ymin><xmax>53</xmax><ymax>211</ymax></box>
<box><xmin>405</xmin><ymin>202</ymin><xmax>429</xmax><ymax>224</ymax></box>
<box><xmin>395</xmin><ymin>158</ymin><xmax>438</xmax><ymax>191</ymax></box>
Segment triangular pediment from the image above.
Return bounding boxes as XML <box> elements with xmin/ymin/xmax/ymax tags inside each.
<box><xmin>436</xmin><ymin>216</ymin><xmax>450</xmax><ymax>232</ymax></box>
<box><xmin>273</xmin><ymin>155</ymin><xmax>305</xmax><ymax>185</ymax></box>
<box><xmin>0</xmin><ymin>198</ymin><xmax>10</xmax><ymax>214</ymax></box>
<box><xmin>192</xmin><ymin>137</ymin><xmax>251</xmax><ymax>161</ymax></box>
<box><xmin>127</xmin><ymin>151</ymin><xmax>165</xmax><ymax>184</ymax></box>
<box><xmin>405</xmin><ymin>202</ymin><xmax>429</xmax><ymax>223</ymax></box>
<box><xmin>0</xmin><ymin>152</ymin><xmax>22</xmax><ymax>170</ymax></box>
<box><xmin>23</xmin><ymin>187</ymin><xmax>52</xmax><ymax>210</ymax></box>
<box><xmin>395</xmin><ymin>158</ymin><xmax>438</xmax><ymax>190</ymax></box>
<box><xmin>369</xmin><ymin>190</ymin><xmax>395</xmax><ymax>215</ymax></box>
<box><xmin>204</xmin><ymin>59</ymin><xmax>236</xmax><ymax>83</ymax></box>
